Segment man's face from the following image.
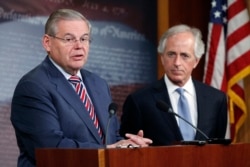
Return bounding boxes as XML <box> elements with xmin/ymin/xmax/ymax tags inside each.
<box><xmin>43</xmin><ymin>19</ymin><xmax>90</xmax><ymax>75</ymax></box>
<box><xmin>160</xmin><ymin>32</ymin><xmax>200</xmax><ymax>87</ymax></box>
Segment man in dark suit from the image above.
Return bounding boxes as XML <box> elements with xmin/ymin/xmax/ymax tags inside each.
<box><xmin>120</xmin><ymin>24</ymin><xmax>228</xmax><ymax>146</ymax></box>
<box><xmin>11</xmin><ymin>9</ymin><xmax>152</xmax><ymax>167</ymax></box>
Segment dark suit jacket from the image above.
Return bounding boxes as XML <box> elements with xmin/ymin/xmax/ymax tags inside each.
<box><xmin>120</xmin><ymin>78</ymin><xmax>228</xmax><ymax>146</ymax></box>
<box><xmin>11</xmin><ymin>56</ymin><xmax>122</xmax><ymax>167</ymax></box>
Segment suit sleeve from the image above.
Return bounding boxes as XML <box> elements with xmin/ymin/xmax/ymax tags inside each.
<box><xmin>120</xmin><ymin>94</ymin><xmax>142</xmax><ymax>137</ymax></box>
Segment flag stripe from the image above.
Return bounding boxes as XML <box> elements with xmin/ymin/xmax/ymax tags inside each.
<box><xmin>227</xmin><ymin>0</ymin><xmax>246</xmax><ymax>21</ymax></box>
<box><xmin>204</xmin><ymin>25</ymin><xmax>227</xmax><ymax>90</ymax></box>
<box><xmin>227</xmin><ymin>22</ymin><xmax>250</xmax><ymax>52</ymax></box>
<box><xmin>228</xmin><ymin>50</ymin><xmax>250</xmax><ymax>77</ymax></box>
<box><xmin>204</xmin><ymin>24</ymin><xmax>223</xmax><ymax>85</ymax></box>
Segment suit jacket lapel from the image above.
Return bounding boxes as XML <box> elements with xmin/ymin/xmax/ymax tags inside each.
<box><xmin>45</xmin><ymin>58</ymin><xmax>102</xmax><ymax>143</ymax></box>
<box><xmin>193</xmin><ymin>80</ymin><xmax>209</xmax><ymax>139</ymax></box>
<box><xmin>153</xmin><ymin>78</ymin><xmax>183</xmax><ymax>139</ymax></box>
<box><xmin>80</xmin><ymin>70</ymin><xmax>109</xmax><ymax>139</ymax></box>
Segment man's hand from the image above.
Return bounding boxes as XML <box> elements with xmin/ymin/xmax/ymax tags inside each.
<box><xmin>125</xmin><ymin>130</ymin><xmax>153</xmax><ymax>147</ymax></box>
<box><xmin>106</xmin><ymin>130</ymin><xmax>152</xmax><ymax>149</ymax></box>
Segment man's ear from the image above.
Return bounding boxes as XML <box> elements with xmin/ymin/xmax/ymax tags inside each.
<box><xmin>42</xmin><ymin>34</ymin><xmax>51</xmax><ymax>52</ymax></box>
<box><xmin>193</xmin><ymin>58</ymin><xmax>200</xmax><ymax>69</ymax></box>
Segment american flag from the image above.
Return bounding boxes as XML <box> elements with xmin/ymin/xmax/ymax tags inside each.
<box><xmin>203</xmin><ymin>0</ymin><xmax>250</xmax><ymax>142</ymax></box>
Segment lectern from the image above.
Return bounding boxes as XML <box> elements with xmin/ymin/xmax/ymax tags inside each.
<box><xmin>36</xmin><ymin>143</ymin><xmax>250</xmax><ymax>167</ymax></box>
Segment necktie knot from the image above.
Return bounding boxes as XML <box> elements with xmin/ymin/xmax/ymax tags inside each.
<box><xmin>176</xmin><ymin>88</ymin><xmax>184</xmax><ymax>95</ymax></box>
<box><xmin>68</xmin><ymin>75</ymin><xmax>81</xmax><ymax>85</ymax></box>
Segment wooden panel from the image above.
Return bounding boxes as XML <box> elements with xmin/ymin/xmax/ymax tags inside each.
<box><xmin>36</xmin><ymin>149</ymin><xmax>104</xmax><ymax>167</ymax></box>
<box><xmin>239</xmin><ymin>76</ymin><xmax>250</xmax><ymax>142</ymax></box>
<box><xmin>157</xmin><ymin>0</ymin><xmax>169</xmax><ymax>79</ymax></box>
<box><xmin>105</xmin><ymin>144</ymin><xmax>250</xmax><ymax>167</ymax></box>
<box><xmin>36</xmin><ymin>143</ymin><xmax>250</xmax><ymax>167</ymax></box>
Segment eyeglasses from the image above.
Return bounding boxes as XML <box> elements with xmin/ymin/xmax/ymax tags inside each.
<box><xmin>49</xmin><ymin>34</ymin><xmax>92</xmax><ymax>45</ymax></box>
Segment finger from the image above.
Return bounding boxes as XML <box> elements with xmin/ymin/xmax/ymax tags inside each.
<box><xmin>125</xmin><ymin>134</ymin><xmax>153</xmax><ymax>145</ymax></box>
<box><xmin>126</xmin><ymin>133</ymin><xmax>153</xmax><ymax>144</ymax></box>
<box><xmin>143</xmin><ymin>138</ymin><xmax>153</xmax><ymax>144</ymax></box>
<box><xmin>137</xmin><ymin>130</ymin><xmax>144</xmax><ymax>137</ymax></box>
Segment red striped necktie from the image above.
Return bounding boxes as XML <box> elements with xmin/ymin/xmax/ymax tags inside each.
<box><xmin>68</xmin><ymin>75</ymin><xmax>103</xmax><ymax>140</ymax></box>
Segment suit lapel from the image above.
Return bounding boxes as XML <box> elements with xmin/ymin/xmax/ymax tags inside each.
<box><xmin>80</xmin><ymin>70</ymin><xmax>109</xmax><ymax>138</ymax></box>
<box><xmin>193</xmin><ymin>80</ymin><xmax>209</xmax><ymax>139</ymax></box>
<box><xmin>45</xmin><ymin>58</ymin><xmax>102</xmax><ymax>143</ymax></box>
<box><xmin>152</xmin><ymin>78</ymin><xmax>183</xmax><ymax>139</ymax></box>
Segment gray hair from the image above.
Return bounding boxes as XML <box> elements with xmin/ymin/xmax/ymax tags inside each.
<box><xmin>157</xmin><ymin>24</ymin><xmax>205</xmax><ymax>59</ymax></box>
<box><xmin>45</xmin><ymin>8</ymin><xmax>91</xmax><ymax>36</ymax></box>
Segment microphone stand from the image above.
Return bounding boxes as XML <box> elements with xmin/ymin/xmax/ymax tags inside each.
<box><xmin>156</xmin><ymin>100</ymin><xmax>231</xmax><ymax>145</ymax></box>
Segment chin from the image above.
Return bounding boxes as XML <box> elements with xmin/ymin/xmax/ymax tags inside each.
<box><xmin>73</xmin><ymin>61</ymin><xmax>85</xmax><ymax>68</ymax></box>
<box><xmin>169</xmin><ymin>77</ymin><xmax>183</xmax><ymax>84</ymax></box>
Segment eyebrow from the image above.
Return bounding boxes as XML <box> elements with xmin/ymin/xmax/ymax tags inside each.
<box><xmin>63</xmin><ymin>33</ymin><xmax>90</xmax><ymax>37</ymax></box>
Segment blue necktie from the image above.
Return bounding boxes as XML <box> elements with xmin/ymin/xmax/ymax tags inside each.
<box><xmin>176</xmin><ymin>88</ymin><xmax>194</xmax><ymax>140</ymax></box>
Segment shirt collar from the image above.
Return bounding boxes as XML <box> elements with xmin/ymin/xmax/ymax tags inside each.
<box><xmin>164</xmin><ymin>74</ymin><xmax>195</xmax><ymax>96</ymax></box>
<box><xmin>48</xmin><ymin>57</ymin><xmax>82</xmax><ymax>80</ymax></box>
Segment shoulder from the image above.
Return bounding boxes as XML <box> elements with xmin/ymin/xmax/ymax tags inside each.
<box><xmin>129</xmin><ymin>79</ymin><xmax>165</xmax><ymax>98</ymax></box>
<box><xmin>80</xmin><ymin>69</ymin><xmax>110</xmax><ymax>91</ymax></box>
<box><xmin>81</xmin><ymin>69</ymin><xmax>107</xmax><ymax>82</ymax></box>
<box><xmin>18</xmin><ymin>62</ymin><xmax>47</xmax><ymax>85</ymax></box>
<box><xmin>193</xmin><ymin>80</ymin><xmax>226</xmax><ymax>97</ymax></box>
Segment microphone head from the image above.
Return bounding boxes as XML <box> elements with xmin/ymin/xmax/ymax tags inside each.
<box><xmin>108</xmin><ymin>102</ymin><xmax>118</xmax><ymax>116</ymax></box>
<box><xmin>156</xmin><ymin>100</ymin><xmax>172</xmax><ymax>113</ymax></box>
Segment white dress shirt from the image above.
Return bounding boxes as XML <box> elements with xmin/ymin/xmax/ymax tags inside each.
<box><xmin>164</xmin><ymin>74</ymin><xmax>198</xmax><ymax>127</ymax></box>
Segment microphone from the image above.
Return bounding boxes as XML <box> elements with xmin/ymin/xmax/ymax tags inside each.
<box><xmin>108</xmin><ymin>102</ymin><xmax>117</xmax><ymax>117</ymax></box>
<box><xmin>156</xmin><ymin>100</ymin><xmax>231</xmax><ymax>145</ymax></box>
<box><xmin>105</xmin><ymin>102</ymin><xmax>118</xmax><ymax>147</ymax></box>
<box><xmin>156</xmin><ymin>100</ymin><xmax>209</xmax><ymax>140</ymax></box>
